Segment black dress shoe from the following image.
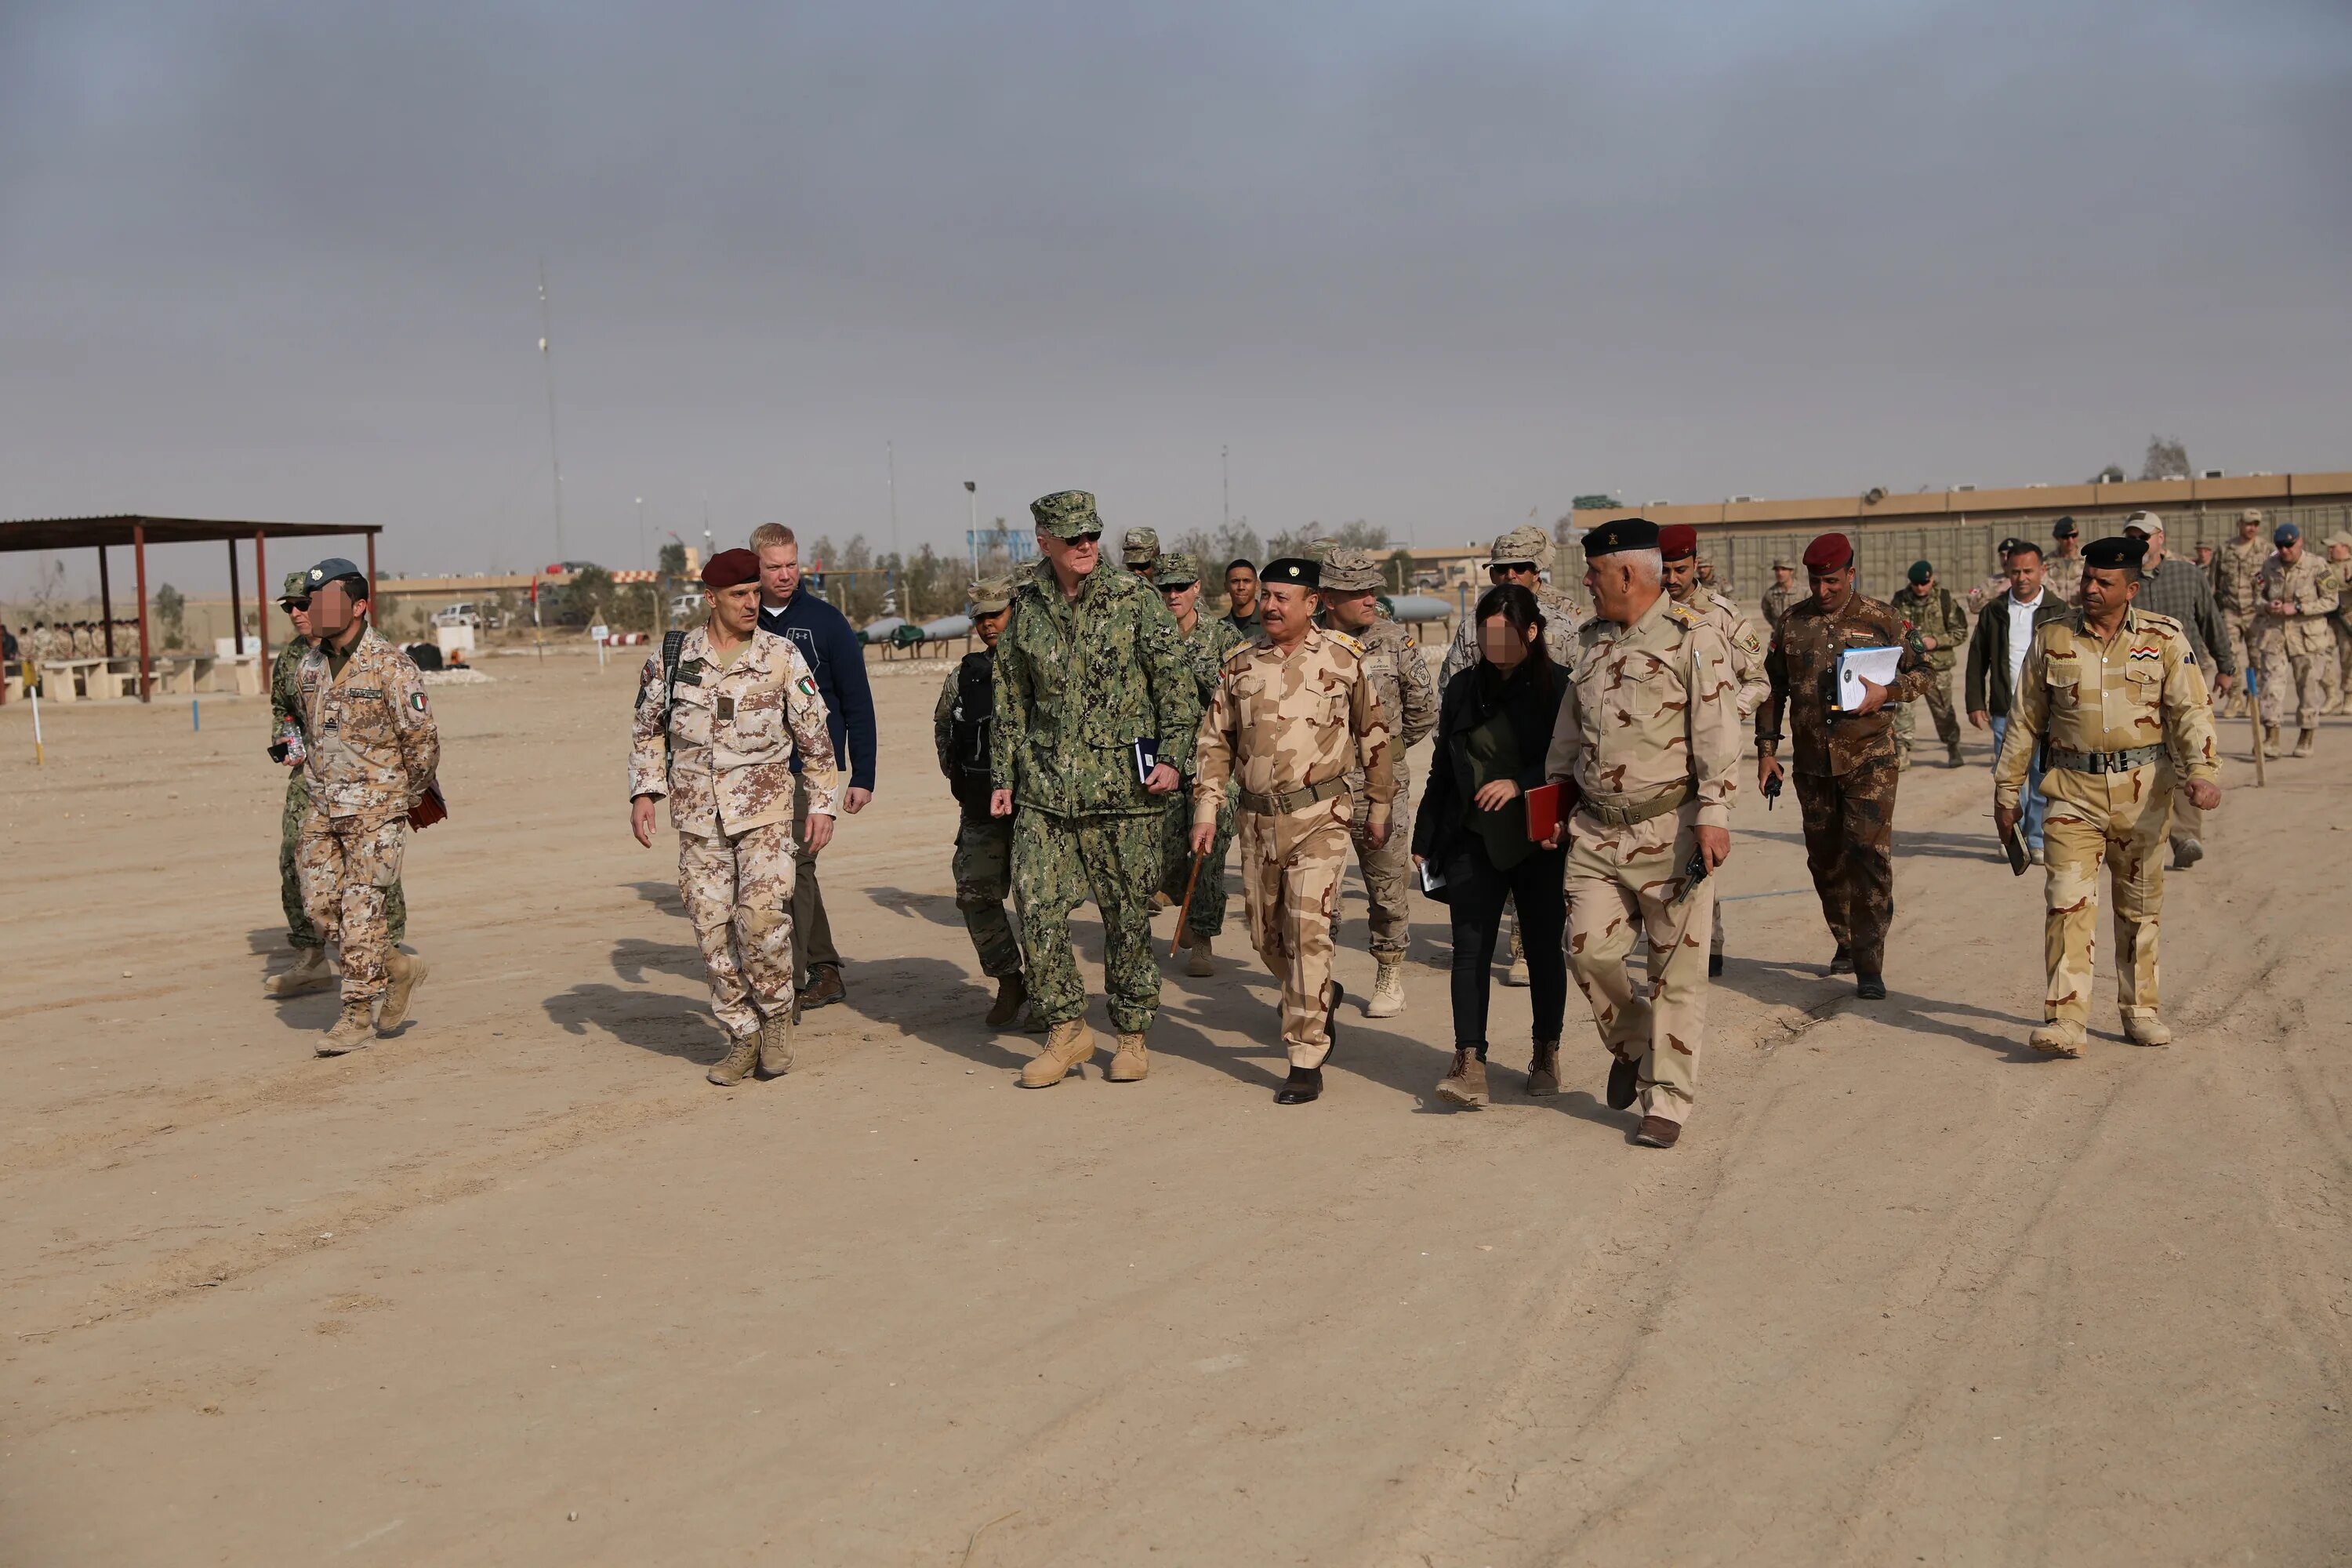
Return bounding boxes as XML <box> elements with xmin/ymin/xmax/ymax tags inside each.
<box><xmin>1828</xmin><ymin>945</ymin><xmax>1853</xmax><ymax>975</ymax></box>
<box><xmin>1606</xmin><ymin>1055</ymin><xmax>1639</xmax><ymax>1111</ymax></box>
<box><xmin>1708</xmin><ymin>953</ymin><xmax>1724</xmax><ymax>978</ymax></box>
<box><xmin>1855</xmin><ymin>974</ymin><xmax>1886</xmax><ymax>1000</ymax></box>
<box><xmin>1275</xmin><ymin>1065</ymin><xmax>1323</xmax><ymax>1105</ymax></box>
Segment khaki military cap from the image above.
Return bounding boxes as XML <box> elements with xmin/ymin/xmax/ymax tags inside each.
<box><xmin>1121</xmin><ymin>526</ymin><xmax>1160</xmax><ymax>565</ymax></box>
<box><xmin>1030</xmin><ymin>490</ymin><xmax>1103</xmax><ymax>539</ymax></box>
<box><xmin>2240</xmin><ymin>508</ymin><xmax>2264</xmax><ymax>524</ymax></box>
<box><xmin>2322</xmin><ymin>532</ymin><xmax>2352</xmax><ymax>552</ymax></box>
<box><xmin>968</xmin><ymin>576</ymin><xmax>1014</xmax><ymax>615</ymax></box>
<box><xmin>1154</xmin><ymin>552</ymin><xmax>1203</xmax><ymax>586</ymax></box>
<box><xmin>1770</xmin><ymin>556</ymin><xmax>1795</xmax><ymax>571</ymax></box>
<box><xmin>1318</xmin><ymin>547</ymin><xmax>1385</xmax><ymax>593</ymax></box>
<box><xmin>1489</xmin><ymin>524</ymin><xmax>1552</xmax><ymax>571</ymax></box>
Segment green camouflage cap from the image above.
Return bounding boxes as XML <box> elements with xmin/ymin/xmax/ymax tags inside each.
<box><xmin>1121</xmin><ymin>526</ymin><xmax>1161</xmax><ymax>565</ymax></box>
<box><xmin>1030</xmin><ymin>489</ymin><xmax>1103</xmax><ymax>539</ymax></box>
<box><xmin>1155</xmin><ymin>552</ymin><xmax>1203</xmax><ymax>586</ymax></box>
<box><xmin>279</xmin><ymin>570</ymin><xmax>313</xmax><ymax>603</ymax></box>
<box><xmin>968</xmin><ymin>576</ymin><xmax>1014</xmax><ymax>615</ymax></box>
<box><xmin>1488</xmin><ymin>524</ymin><xmax>1552</xmax><ymax>572</ymax></box>
<box><xmin>1317</xmin><ymin>546</ymin><xmax>1385</xmax><ymax>593</ymax></box>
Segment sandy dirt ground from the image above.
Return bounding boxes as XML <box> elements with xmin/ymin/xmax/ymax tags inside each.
<box><xmin>2</xmin><ymin>650</ymin><xmax>2347</xmax><ymax>1566</ymax></box>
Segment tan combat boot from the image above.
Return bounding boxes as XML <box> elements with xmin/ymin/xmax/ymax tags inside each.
<box><xmin>2294</xmin><ymin>728</ymin><xmax>2317</xmax><ymax>757</ymax></box>
<box><xmin>1019</xmin><ymin>1020</ymin><xmax>1094</xmax><ymax>1087</ymax></box>
<box><xmin>2263</xmin><ymin>723</ymin><xmax>2281</xmax><ymax>753</ymax></box>
<box><xmin>1105</xmin><ymin>1032</ymin><xmax>1149</xmax><ymax>1082</ymax></box>
<box><xmin>985</xmin><ymin>973</ymin><xmax>1029</xmax><ymax>1028</ymax></box>
<box><xmin>1526</xmin><ymin>1040</ymin><xmax>1562</xmax><ymax>1098</ymax></box>
<box><xmin>376</xmin><ymin>949</ymin><xmax>429</xmax><ymax>1031</ymax></box>
<box><xmin>2120</xmin><ymin>1009</ymin><xmax>2172</xmax><ymax>1047</ymax></box>
<box><xmin>317</xmin><ymin>1003</ymin><xmax>376</xmax><ymax>1057</ymax></box>
<box><xmin>758</xmin><ymin>1015</ymin><xmax>795</xmax><ymax>1076</ymax></box>
<box><xmin>1185</xmin><ymin>929</ymin><xmax>1214</xmax><ymax>978</ymax></box>
<box><xmin>2028</xmin><ymin>1022</ymin><xmax>2085</xmax><ymax>1058</ymax></box>
<box><xmin>1435</xmin><ymin>1048</ymin><xmax>1487</xmax><ymax>1108</ymax></box>
<box><xmin>707</xmin><ymin>1030</ymin><xmax>760</xmax><ymax>1085</ymax></box>
<box><xmin>266</xmin><ymin>946</ymin><xmax>333</xmax><ymax>998</ymax></box>
<box><xmin>1364</xmin><ymin>956</ymin><xmax>1406</xmax><ymax>1018</ymax></box>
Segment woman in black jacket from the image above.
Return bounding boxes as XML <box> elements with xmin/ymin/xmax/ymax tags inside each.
<box><xmin>1411</xmin><ymin>583</ymin><xmax>1572</xmax><ymax>1109</ymax></box>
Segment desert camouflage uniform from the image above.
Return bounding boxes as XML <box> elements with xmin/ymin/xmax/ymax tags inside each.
<box><xmin>630</xmin><ymin>627</ymin><xmax>839</xmax><ymax>1037</ymax></box>
<box><xmin>1759</xmin><ymin>593</ymin><xmax>1934</xmax><ymax>978</ymax></box>
<box><xmin>1439</xmin><ymin>583</ymin><xmax>1581</xmax><ymax>687</ymax></box>
<box><xmin>1160</xmin><ymin>612</ymin><xmax>1249</xmax><ymax>938</ymax></box>
<box><xmin>1542</xmin><ymin>593</ymin><xmax>1743</xmax><ymax>1127</ymax></box>
<box><xmin>936</xmin><ymin>662</ymin><xmax>1021</xmax><ymax>979</ymax></box>
<box><xmin>275</xmin><ymin>632</ymin><xmax>407</xmax><ymax>950</ymax></box>
<box><xmin>993</xmin><ymin>557</ymin><xmax>1199</xmax><ymax>1035</ymax></box>
<box><xmin>1195</xmin><ymin>626</ymin><xmax>1395</xmax><ymax>1067</ymax></box>
<box><xmin>2253</xmin><ymin>550</ymin><xmax>2337</xmax><ymax>730</ymax></box>
<box><xmin>2211</xmin><ymin>532</ymin><xmax>2268</xmax><ymax>712</ymax></box>
<box><xmin>1760</xmin><ymin>581</ymin><xmax>1803</xmax><ymax>633</ymax></box>
<box><xmin>1671</xmin><ymin>583</ymin><xmax>1769</xmax><ymax>959</ymax></box>
<box><xmin>2042</xmin><ymin>550</ymin><xmax>2084</xmax><ymax>608</ymax></box>
<box><xmin>1338</xmin><ymin>611</ymin><xmax>1437</xmax><ymax>958</ymax></box>
<box><xmin>1887</xmin><ymin>583</ymin><xmax>1969</xmax><ymax>760</ymax></box>
<box><xmin>2327</xmin><ymin>554</ymin><xmax>2352</xmax><ymax>713</ymax></box>
<box><xmin>1996</xmin><ymin>608</ymin><xmax>2218</xmax><ymax>1047</ymax></box>
<box><xmin>295</xmin><ymin>625</ymin><xmax>438</xmax><ymax>1008</ymax></box>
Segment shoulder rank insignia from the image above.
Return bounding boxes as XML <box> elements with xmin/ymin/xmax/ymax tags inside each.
<box><xmin>1325</xmin><ymin>629</ymin><xmax>1366</xmax><ymax>656</ymax></box>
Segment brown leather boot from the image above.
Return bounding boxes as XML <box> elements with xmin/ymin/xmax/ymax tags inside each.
<box><xmin>985</xmin><ymin>973</ymin><xmax>1029</xmax><ymax>1028</ymax></box>
<box><xmin>800</xmin><ymin>964</ymin><xmax>847</xmax><ymax>1010</ymax></box>
<box><xmin>1526</xmin><ymin>1040</ymin><xmax>1561</xmax><ymax>1098</ymax></box>
<box><xmin>1105</xmin><ymin>1032</ymin><xmax>1149</xmax><ymax>1082</ymax></box>
<box><xmin>1019</xmin><ymin>1020</ymin><xmax>1094</xmax><ymax>1087</ymax></box>
<box><xmin>707</xmin><ymin>1030</ymin><xmax>760</xmax><ymax>1085</ymax></box>
<box><xmin>1634</xmin><ymin>1116</ymin><xmax>1682</xmax><ymax>1149</ymax></box>
<box><xmin>1435</xmin><ymin>1049</ymin><xmax>1487</xmax><ymax>1108</ymax></box>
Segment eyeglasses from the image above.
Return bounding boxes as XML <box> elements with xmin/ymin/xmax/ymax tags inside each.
<box><xmin>1066</xmin><ymin>532</ymin><xmax>1102</xmax><ymax>546</ymax></box>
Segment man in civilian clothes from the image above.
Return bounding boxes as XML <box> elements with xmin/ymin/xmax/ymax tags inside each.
<box><xmin>1965</xmin><ymin>541</ymin><xmax>2070</xmax><ymax>864</ymax></box>
<box><xmin>752</xmin><ymin>521</ymin><xmax>877</xmax><ymax>1010</ymax></box>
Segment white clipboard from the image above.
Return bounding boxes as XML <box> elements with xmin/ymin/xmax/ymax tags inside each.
<box><xmin>1835</xmin><ymin>645</ymin><xmax>1904</xmax><ymax>711</ymax></box>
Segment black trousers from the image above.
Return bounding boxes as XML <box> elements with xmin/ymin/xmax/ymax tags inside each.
<box><xmin>1443</xmin><ymin>837</ymin><xmax>1568</xmax><ymax>1057</ymax></box>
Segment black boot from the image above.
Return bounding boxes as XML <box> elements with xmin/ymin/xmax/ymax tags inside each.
<box><xmin>1275</xmin><ymin>1065</ymin><xmax>1323</xmax><ymax>1105</ymax></box>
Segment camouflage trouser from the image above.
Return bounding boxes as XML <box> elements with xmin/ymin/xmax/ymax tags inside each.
<box><xmin>282</xmin><ymin>774</ymin><xmax>403</xmax><ymax>949</ymax></box>
<box><xmin>953</xmin><ymin>814</ymin><xmax>1023</xmax><ymax>979</ymax></box>
<box><xmin>1347</xmin><ymin>767</ymin><xmax>1412</xmax><ymax>959</ymax></box>
<box><xmin>2042</xmin><ymin>768</ymin><xmax>2171</xmax><ymax>1039</ymax></box>
<box><xmin>1237</xmin><ymin>797</ymin><xmax>1351</xmax><ymax>1069</ymax></box>
<box><xmin>1793</xmin><ymin>757</ymin><xmax>1899</xmax><ymax>977</ymax></box>
<box><xmin>2257</xmin><ymin>632</ymin><xmax>2330</xmax><ymax>728</ymax></box>
<box><xmin>2220</xmin><ymin>613</ymin><xmax>2256</xmax><ymax>708</ymax></box>
<box><xmin>2333</xmin><ymin>618</ymin><xmax>2352</xmax><ymax>711</ymax></box>
<box><xmin>1564</xmin><ymin>807</ymin><xmax>1714</xmax><ymax>1127</ymax></box>
<box><xmin>1160</xmin><ymin>779</ymin><xmax>1234</xmax><ymax>938</ymax></box>
<box><xmin>678</xmin><ymin>822</ymin><xmax>798</xmax><ymax>1038</ymax></box>
<box><xmin>1894</xmin><ymin>666</ymin><xmax>1962</xmax><ymax>756</ymax></box>
<box><xmin>1012</xmin><ymin>809</ymin><xmax>1163</xmax><ymax>1035</ymax></box>
<box><xmin>296</xmin><ymin>809</ymin><xmax>408</xmax><ymax>1007</ymax></box>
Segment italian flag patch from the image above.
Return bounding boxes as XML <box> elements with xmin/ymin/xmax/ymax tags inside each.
<box><xmin>796</xmin><ymin>674</ymin><xmax>818</xmax><ymax>699</ymax></box>
<box><xmin>409</xmin><ymin>691</ymin><xmax>429</xmax><ymax>712</ymax></box>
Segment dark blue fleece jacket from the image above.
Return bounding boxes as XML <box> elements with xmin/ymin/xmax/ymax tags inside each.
<box><xmin>759</xmin><ymin>590</ymin><xmax>877</xmax><ymax>792</ymax></box>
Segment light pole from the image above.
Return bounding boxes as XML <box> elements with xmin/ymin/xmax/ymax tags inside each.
<box><xmin>1221</xmin><ymin>444</ymin><xmax>1230</xmax><ymax>535</ymax></box>
<box><xmin>636</xmin><ymin>497</ymin><xmax>645</xmax><ymax>570</ymax></box>
<box><xmin>964</xmin><ymin>480</ymin><xmax>978</xmax><ymax>579</ymax></box>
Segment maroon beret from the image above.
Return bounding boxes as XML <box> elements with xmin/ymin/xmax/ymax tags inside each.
<box><xmin>702</xmin><ymin>548</ymin><xmax>761</xmax><ymax>589</ymax></box>
<box><xmin>1802</xmin><ymin>532</ymin><xmax>1854</xmax><ymax>572</ymax></box>
<box><xmin>1657</xmin><ymin>524</ymin><xmax>1699</xmax><ymax>561</ymax></box>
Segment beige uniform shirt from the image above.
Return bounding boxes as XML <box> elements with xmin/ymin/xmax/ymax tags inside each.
<box><xmin>1193</xmin><ymin>628</ymin><xmax>1397</xmax><ymax>833</ymax></box>
<box><xmin>297</xmin><ymin>626</ymin><xmax>440</xmax><ymax>823</ymax></box>
<box><xmin>629</xmin><ymin>626</ymin><xmax>840</xmax><ymax>837</ymax></box>
<box><xmin>2042</xmin><ymin>553</ymin><xmax>2084</xmax><ymax>606</ymax></box>
<box><xmin>1542</xmin><ymin>591</ymin><xmax>1744</xmax><ymax>831</ymax></box>
<box><xmin>1686</xmin><ymin>587</ymin><xmax>1770</xmax><ymax>720</ymax></box>
<box><xmin>1439</xmin><ymin>583</ymin><xmax>1584</xmax><ymax>687</ymax></box>
<box><xmin>2255</xmin><ymin>551</ymin><xmax>2338</xmax><ymax>655</ymax></box>
<box><xmin>2212</xmin><ymin>536</ymin><xmax>2267</xmax><ymax>617</ymax></box>
<box><xmin>1994</xmin><ymin>608</ymin><xmax>2218</xmax><ymax>815</ymax></box>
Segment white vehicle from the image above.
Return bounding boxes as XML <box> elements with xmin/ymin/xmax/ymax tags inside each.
<box><xmin>667</xmin><ymin>590</ymin><xmax>706</xmax><ymax>623</ymax></box>
<box><xmin>432</xmin><ymin>602</ymin><xmax>485</xmax><ymax>630</ymax></box>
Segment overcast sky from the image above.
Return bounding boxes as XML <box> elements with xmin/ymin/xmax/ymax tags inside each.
<box><xmin>3</xmin><ymin>0</ymin><xmax>2347</xmax><ymax>594</ymax></box>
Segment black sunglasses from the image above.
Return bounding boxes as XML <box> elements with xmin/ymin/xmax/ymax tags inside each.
<box><xmin>1066</xmin><ymin>532</ymin><xmax>1102</xmax><ymax>546</ymax></box>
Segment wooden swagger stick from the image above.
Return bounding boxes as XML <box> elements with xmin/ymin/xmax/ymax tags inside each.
<box><xmin>1170</xmin><ymin>851</ymin><xmax>1206</xmax><ymax>957</ymax></box>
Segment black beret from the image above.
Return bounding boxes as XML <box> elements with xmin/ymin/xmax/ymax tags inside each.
<box><xmin>1581</xmin><ymin>517</ymin><xmax>1661</xmax><ymax>558</ymax></box>
<box><xmin>2082</xmin><ymin>535</ymin><xmax>2147</xmax><ymax>570</ymax></box>
<box><xmin>1260</xmin><ymin>557</ymin><xmax>1319</xmax><ymax>590</ymax></box>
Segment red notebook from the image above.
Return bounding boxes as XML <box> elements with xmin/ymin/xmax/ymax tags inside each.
<box><xmin>1523</xmin><ymin>782</ymin><xmax>1561</xmax><ymax>844</ymax></box>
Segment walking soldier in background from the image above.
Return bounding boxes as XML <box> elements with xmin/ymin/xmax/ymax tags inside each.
<box><xmin>2325</xmin><ymin>532</ymin><xmax>2352</xmax><ymax>713</ymax></box>
<box><xmin>1543</xmin><ymin>518</ymin><xmax>1742</xmax><ymax>1149</ymax></box>
<box><xmin>1995</xmin><ymin>535</ymin><xmax>2220</xmax><ymax>1056</ymax></box>
<box><xmin>1316</xmin><ymin>546</ymin><xmax>1437</xmax><ymax>1016</ymax></box>
<box><xmin>630</xmin><ymin>549</ymin><xmax>840</xmax><ymax>1085</ymax></box>
<box><xmin>1759</xmin><ymin>557</ymin><xmax>1802</xmax><ymax>633</ymax></box>
<box><xmin>1194</xmin><ymin>557</ymin><xmax>1396</xmax><ymax>1105</ymax></box>
<box><xmin>1758</xmin><ymin>532</ymin><xmax>1933</xmax><ymax>1000</ymax></box>
<box><xmin>268</xmin><ymin>569</ymin><xmax>405</xmax><ymax>997</ymax></box>
<box><xmin>2119</xmin><ymin>511</ymin><xmax>2235</xmax><ymax>869</ymax></box>
<box><xmin>2042</xmin><ymin>516</ymin><xmax>2085</xmax><ymax>606</ymax></box>
<box><xmin>1889</xmin><ymin>559</ymin><xmax>1969</xmax><ymax>768</ymax></box>
<box><xmin>2253</xmin><ymin>521</ymin><xmax>2336</xmax><ymax>757</ymax></box>
<box><xmin>1152</xmin><ymin>554</ymin><xmax>1247</xmax><ymax>977</ymax></box>
<box><xmin>292</xmin><ymin>558</ymin><xmax>440</xmax><ymax>1055</ymax></box>
<box><xmin>993</xmin><ymin>490</ymin><xmax>1200</xmax><ymax>1089</ymax></box>
<box><xmin>2210</xmin><ymin>509</ymin><xmax>2268</xmax><ymax>717</ymax></box>
<box><xmin>1122</xmin><ymin>527</ymin><xmax>1162</xmax><ymax>583</ymax></box>
<box><xmin>934</xmin><ymin>577</ymin><xmax>1033</xmax><ymax>1027</ymax></box>
<box><xmin>1659</xmin><ymin>524</ymin><xmax>1767</xmax><ymax>978</ymax></box>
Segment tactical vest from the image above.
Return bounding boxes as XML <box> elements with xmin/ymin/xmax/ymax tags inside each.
<box><xmin>949</xmin><ymin>649</ymin><xmax>996</xmax><ymax>814</ymax></box>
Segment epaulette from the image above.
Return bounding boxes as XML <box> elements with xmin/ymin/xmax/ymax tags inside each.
<box><xmin>1221</xmin><ymin>641</ymin><xmax>1258</xmax><ymax>672</ymax></box>
<box><xmin>1324</xmin><ymin>628</ymin><xmax>1366</xmax><ymax>657</ymax></box>
<box><xmin>2136</xmin><ymin>610</ymin><xmax>2186</xmax><ymax>638</ymax></box>
<box><xmin>1664</xmin><ymin>602</ymin><xmax>1703</xmax><ymax>630</ymax></box>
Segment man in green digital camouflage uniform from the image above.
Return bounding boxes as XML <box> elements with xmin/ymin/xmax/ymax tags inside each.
<box><xmin>933</xmin><ymin>576</ymin><xmax>1036</xmax><ymax>1029</ymax></box>
<box><xmin>1152</xmin><ymin>553</ymin><xmax>1247</xmax><ymax>976</ymax></box>
<box><xmin>266</xmin><ymin>569</ymin><xmax>405</xmax><ymax>997</ymax></box>
<box><xmin>993</xmin><ymin>490</ymin><xmax>1200</xmax><ymax>1087</ymax></box>
<box><xmin>1889</xmin><ymin>560</ymin><xmax>1969</xmax><ymax>768</ymax></box>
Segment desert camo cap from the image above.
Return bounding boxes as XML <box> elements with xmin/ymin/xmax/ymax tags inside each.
<box><xmin>1317</xmin><ymin>547</ymin><xmax>1385</xmax><ymax>592</ymax></box>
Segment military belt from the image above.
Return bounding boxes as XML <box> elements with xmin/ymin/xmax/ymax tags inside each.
<box><xmin>1239</xmin><ymin>776</ymin><xmax>1348</xmax><ymax>816</ymax></box>
<box><xmin>1579</xmin><ymin>785</ymin><xmax>1691</xmax><ymax>827</ymax></box>
<box><xmin>2047</xmin><ymin>744</ymin><xmax>2166</xmax><ymax>775</ymax></box>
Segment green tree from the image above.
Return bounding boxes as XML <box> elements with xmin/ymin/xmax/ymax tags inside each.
<box><xmin>1570</xmin><ymin>493</ymin><xmax>1623</xmax><ymax>511</ymax></box>
<box><xmin>2140</xmin><ymin>435</ymin><xmax>2190</xmax><ymax>481</ymax></box>
<box><xmin>155</xmin><ymin>583</ymin><xmax>187</xmax><ymax>650</ymax></box>
<box><xmin>554</xmin><ymin>564</ymin><xmax>615</xmax><ymax>627</ymax></box>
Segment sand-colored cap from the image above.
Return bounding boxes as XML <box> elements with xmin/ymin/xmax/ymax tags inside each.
<box><xmin>1488</xmin><ymin>524</ymin><xmax>1552</xmax><ymax>571</ymax></box>
<box><xmin>2240</xmin><ymin>508</ymin><xmax>2264</xmax><ymax>524</ymax></box>
<box><xmin>968</xmin><ymin>576</ymin><xmax>1014</xmax><ymax>614</ymax></box>
<box><xmin>1317</xmin><ymin>547</ymin><xmax>1385</xmax><ymax>592</ymax></box>
<box><xmin>1030</xmin><ymin>490</ymin><xmax>1103</xmax><ymax>539</ymax></box>
<box><xmin>1771</xmin><ymin>556</ymin><xmax>1795</xmax><ymax>571</ymax></box>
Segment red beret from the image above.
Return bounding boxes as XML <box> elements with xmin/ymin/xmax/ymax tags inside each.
<box><xmin>1657</xmin><ymin>524</ymin><xmax>1699</xmax><ymax>561</ymax></box>
<box><xmin>1802</xmin><ymin>532</ymin><xmax>1854</xmax><ymax>572</ymax></box>
<box><xmin>702</xmin><ymin>548</ymin><xmax>760</xmax><ymax>589</ymax></box>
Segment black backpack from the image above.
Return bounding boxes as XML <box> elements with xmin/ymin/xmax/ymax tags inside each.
<box><xmin>948</xmin><ymin>649</ymin><xmax>996</xmax><ymax>813</ymax></box>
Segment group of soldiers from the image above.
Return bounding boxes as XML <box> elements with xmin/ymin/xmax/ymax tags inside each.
<box><xmin>19</xmin><ymin>618</ymin><xmax>139</xmax><ymax>660</ymax></box>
